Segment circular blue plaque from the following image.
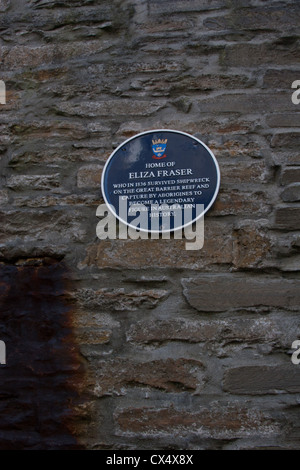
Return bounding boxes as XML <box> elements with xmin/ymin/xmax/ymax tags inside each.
<box><xmin>101</xmin><ymin>129</ymin><xmax>220</xmax><ymax>233</ymax></box>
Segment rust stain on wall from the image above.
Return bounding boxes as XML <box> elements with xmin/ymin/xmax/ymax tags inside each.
<box><xmin>0</xmin><ymin>258</ymin><xmax>87</xmax><ymax>450</ymax></box>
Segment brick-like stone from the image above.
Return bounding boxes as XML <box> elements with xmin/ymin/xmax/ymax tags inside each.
<box><xmin>182</xmin><ymin>275</ymin><xmax>300</xmax><ymax>312</ymax></box>
<box><xmin>169</xmin><ymin>74</ymin><xmax>252</xmax><ymax>93</ymax></box>
<box><xmin>127</xmin><ymin>318</ymin><xmax>280</xmax><ymax>346</ymax></box>
<box><xmin>6</xmin><ymin>174</ymin><xmax>60</xmax><ymax>190</ymax></box>
<box><xmin>1</xmin><ymin>40</ymin><xmax>115</xmax><ymax>70</ymax></box>
<box><xmin>211</xmin><ymin>190</ymin><xmax>269</xmax><ymax>216</ymax></box>
<box><xmin>271</xmin><ymin>133</ymin><xmax>300</xmax><ymax>149</ymax></box>
<box><xmin>276</xmin><ymin>255</ymin><xmax>300</xmax><ymax>272</ymax></box>
<box><xmin>223</xmin><ymin>366</ymin><xmax>300</xmax><ymax>395</ymax></box>
<box><xmin>148</xmin><ymin>0</ymin><xmax>226</xmax><ymax>14</ymax></box>
<box><xmin>275</xmin><ymin>207</ymin><xmax>300</xmax><ymax>230</ymax></box>
<box><xmin>281</xmin><ymin>184</ymin><xmax>300</xmax><ymax>202</ymax></box>
<box><xmin>116</xmin><ymin>404</ymin><xmax>278</xmax><ymax>438</ymax></box>
<box><xmin>10</xmin><ymin>120</ymin><xmax>89</xmax><ymax>141</ymax></box>
<box><xmin>81</xmin><ymin>222</ymin><xmax>233</xmax><ymax>270</ymax></box>
<box><xmin>205</xmin><ymin>6</ymin><xmax>300</xmax><ymax>32</ymax></box>
<box><xmin>73</xmin><ymin>288</ymin><xmax>168</xmax><ymax>311</ymax></box>
<box><xmin>77</xmin><ymin>165</ymin><xmax>103</xmax><ymax>189</ymax></box>
<box><xmin>9</xmin><ymin>147</ymin><xmax>110</xmax><ymax>168</ymax></box>
<box><xmin>220</xmin><ymin>162</ymin><xmax>267</xmax><ymax>184</ymax></box>
<box><xmin>221</xmin><ymin>44</ymin><xmax>300</xmax><ymax>68</ymax></box>
<box><xmin>91</xmin><ymin>358</ymin><xmax>205</xmax><ymax>396</ymax></box>
<box><xmin>272</xmin><ymin>151</ymin><xmax>300</xmax><ymax>167</ymax></box>
<box><xmin>75</xmin><ymin>327</ymin><xmax>111</xmax><ymax>345</ymax></box>
<box><xmin>0</xmin><ymin>208</ymin><xmax>88</xmax><ymax>246</ymax></box>
<box><xmin>208</xmin><ymin>138</ymin><xmax>263</xmax><ymax>159</ymax></box>
<box><xmin>13</xmin><ymin>193</ymin><xmax>101</xmax><ymax>208</ymax></box>
<box><xmin>198</xmin><ymin>94</ymin><xmax>294</xmax><ymax>114</ymax></box>
<box><xmin>263</xmin><ymin>70</ymin><xmax>300</xmax><ymax>89</ymax></box>
<box><xmin>56</xmin><ymin>99</ymin><xmax>167</xmax><ymax>117</ymax></box>
<box><xmin>233</xmin><ymin>224</ymin><xmax>272</xmax><ymax>269</ymax></box>
<box><xmin>103</xmin><ymin>61</ymin><xmax>186</xmax><ymax>75</ymax></box>
<box><xmin>266</xmin><ymin>114</ymin><xmax>300</xmax><ymax>128</ymax></box>
<box><xmin>280</xmin><ymin>168</ymin><xmax>300</xmax><ymax>186</ymax></box>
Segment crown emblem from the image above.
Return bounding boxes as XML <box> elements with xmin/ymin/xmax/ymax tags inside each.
<box><xmin>152</xmin><ymin>137</ymin><xmax>168</xmax><ymax>159</ymax></box>
<box><xmin>152</xmin><ymin>138</ymin><xmax>168</xmax><ymax>146</ymax></box>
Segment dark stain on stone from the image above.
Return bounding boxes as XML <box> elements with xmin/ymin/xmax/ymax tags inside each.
<box><xmin>0</xmin><ymin>258</ymin><xmax>86</xmax><ymax>449</ymax></box>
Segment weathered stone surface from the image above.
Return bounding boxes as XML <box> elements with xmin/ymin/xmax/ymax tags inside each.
<box><xmin>221</xmin><ymin>44</ymin><xmax>299</xmax><ymax>67</ymax></box>
<box><xmin>280</xmin><ymin>168</ymin><xmax>300</xmax><ymax>186</ymax></box>
<box><xmin>9</xmin><ymin>120</ymin><xmax>89</xmax><ymax>141</ymax></box>
<box><xmin>272</xmin><ymin>151</ymin><xmax>300</xmax><ymax>167</ymax></box>
<box><xmin>198</xmin><ymin>94</ymin><xmax>294</xmax><ymax>114</ymax></box>
<box><xmin>56</xmin><ymin>100</ymin><xmax>167</xmax><ymax>117</ymax></box>
<box><xmin>127</xmin><ymin>318</ymin><xmax>280</xmax><ymax>346</ymax></box>
<box><xmin>232</xmin><ymin>224</ymin><xmax>272</xmax><ymax>269</ymax></box>
<box><xmin>1</xmin><ymin>0</ymin><xmax>300</xmax><ymax>451</ymax></box>
<box><xmin>276</xmin><ymin>255</ymin><xmax>300</xmax><ymax>272</ymax></box>
<box><xmin>77</xmin><ymin>165</ymin><xmax>103</xmax><ymax>189</ymax></box>
<box><xmin>271</xmin><ymin>133</ymin><xmax>300</xmax><ymax>149</ymax></box>
<box><xmin>281</xmin><ymin>184</ymin><xmax>300</xmax><ymax>202</ymax></box>
<box><xmin>81</xmin><ymin>222</ymin><xmax>233</xmax><ymax>270</ymax></box>
<box><xmin>1</xmin><ymin>41</ymin><xmax>115</xmax><ymax>70</ymax></box>
<box><xmin>267</xmin><ymin>114</ymin><xmax>300</xmax><ymax>128</ymax></box>
<box><xmin>208</xmin><ymin>138</ymin><xmax>263</xmax><ymax>159</ymax></box>
<box><xmin>116</xmin><ymin>404</ymin><xmax>278</xmax><ymax>438</ymax></box>
<box><xmin>72</xmin><ymin>288</ymin><xmax>169</xmax><ymax>311</ymax></box>
<box><xmin>75</xmin><ymin>327</ymin><xmax>112</xmax><ymax>346</ymax></box>
<box><xmin>6</xmin><ymin>174</ymin><xmax>60</xmax><ymax>190</ymax></box>
<box><xmin>102</xmin><ymin>60</ymin><xmax>186</xmax><ymax>75</ymax></box>
<box><xmin>275</xmin><ymin>207</ymin><xmax>300</xmax><ymax>230</ymax></box>
<box><xmin>211</xmin><ymin>190</ymin><xmax>269</xmax><ymax>216</ymax></box>
<box><xmin>13</xmin><ymin>193</ymin><xmax>101</xmax><ymax>208</ymax></box>
<box><xmin>263</xmin><ymin>70</ymin><xmax>300</xmax><ymax>89</ymax></box>
<box><xmin>91</xmin><ymin>358</ymin><xmax>205</xmax><ymax>396</ymax></box>
<box><xmin>9</xmin><ymin>148</ymin><xmax>110</xmax><ymax>168</ymax></box>
<box><xmin>0</xmin><ymin>189</ymin><xmax>9</xmax><ymax>205</ymax></box>
<box><xmin>0</xmin><ymin>208</ymin><xmax>88</xmax><ymax>245</ymax></box>
<box><xmin>182</xmin><ymin>275</ymin><xmax>300</xmax><ymax>312</ymax></box>
<box><xmin>223</xmin><ymin>366</ymin><xmax>300</xmax><ymax>395</ymax></box>
<box><xmin>148</xmin><ymin>0</ymin><xmax>226</xmax><ymax>14</ymax></box>
<box><xmin>205</xmin><ymin>6</ymin><xmax>300</xmax><ymax>32</ymax></box>
<box><xmin>220</xmin><ymin>162</ymin><xmax>267</xmax><ymax>184</ymax></box>
<box><xmin>0</xmin><ymin>0</ymin><xmax>9</xmax><ymax>11</ymax></box>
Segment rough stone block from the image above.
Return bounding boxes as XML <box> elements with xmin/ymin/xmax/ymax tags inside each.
<box><xmin>263</xmin><ymin>70</ymin><xmax>300</xmax><ymax>89</ymax></box>
<box><xmin>281</xmin><ymin>168</ymin><xmax>300</xmax><ymax>186</ymax></box>
<box><xmin>126</xmin><ymin>317</ymin><xmax>280</xmax><ymax>347</ymax></box>
<box><xmin>77</xmin><ymin>165</ymin><xmax>103</xmax><ymax>189</ymax></box>
<box><xmin>56</xmin><ymin>99</ymin><xmax>167</xmax><ymax>117</ymax></box>
<box><xmin>271</xmin><ymin>133</ymin><xmax>300</xmax><ymax>149</ymax></box>
<box><xmin>116</xmin><ymin>404</ymin><xmax>278</xmax><ymax>438</ymax></box>
<box><xmin>73</xmin><ymin>288</ymin><xmax>169</xmax><ymax>311</ymax></box>
<box><xmin>222</xmin><ymin>44</ymin><xmax>299</xmax><ymax>68</ymax></box>
<box><xmin>91</xmin><ymin>358</ymin><xmax>205</xmax><ymax>396</ymax></box>
<box><xmin>275</xmin><ymin>207</ymin><xmax>300</xmax><ymax>230</ymax></box>
<box><xmin>281</xmin><ymin>184</ymin><xmax>300</xmax><ymax>202</ymax></box>
<box><xmin>198</xmin><ymin>94</ymin><xmax>294</xmax><ymax>114</ymax></box>
<box><xmin>182</xmin><ymin>275</ymin><xmax>300</xmax><ymax>312</ymax></box>
<box><xmin>81</xmin><ymin>221</ymin><xmax>233</xmax><ymax>270</ymax></box>
<box><xmin>205</xmin><ymin>6</ymin><xmax>300</xmax><ymax>32</ymax></box>
<box><xmin>6</xmin><ymin>174</ymin><xmax>60</xmax><ymax>190</ymax></box>
<box><xmin>223</xmin><ymin>366</ymin><xmax>300</xmax><ymax>395</ymax></box>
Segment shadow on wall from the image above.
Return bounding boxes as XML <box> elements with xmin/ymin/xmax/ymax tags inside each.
<box><xmin>0</xmin><ymin>259</ymin><xmax>86</xmax><ymax>450</ymax></box>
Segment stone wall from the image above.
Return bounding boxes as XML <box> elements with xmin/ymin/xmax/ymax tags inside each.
<box><xmin>0</xmin><ymin>0</ymin><xmax>300</xmax><ymax>450</ymax></box>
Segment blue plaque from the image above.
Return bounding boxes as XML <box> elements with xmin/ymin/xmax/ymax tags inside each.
<box><xmin>101</xmin><ymin>129</ymin><xmax>220</xmax><ymax>233</ymax></box>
